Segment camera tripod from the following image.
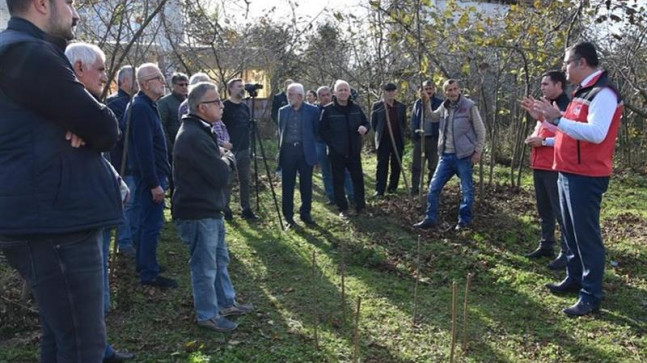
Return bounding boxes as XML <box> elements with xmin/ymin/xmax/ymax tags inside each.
<box><xmin>247</xmin><ymin>94</ymin><xmax>284</xmax><ymax>231</ymax></box>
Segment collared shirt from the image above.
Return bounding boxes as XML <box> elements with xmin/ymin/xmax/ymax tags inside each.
<box><xmin>211</xmin><ymin>120</ymin><xmax>230</xmax><ymax>146</ymax></box>
<box><xmin>549</xmin><ymin>70</ymin><xmax>617</xmax><ymax>144</ymax></box>
<box><xmin>284</xmin><ymin>106</ymin><xmax>303</xmax><ymax>144</ymax></box>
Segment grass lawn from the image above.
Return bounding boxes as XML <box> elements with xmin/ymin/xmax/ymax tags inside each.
<box><xmin>1</xmin><ymin>145</ymin><xmax>646</xmax><ymax>362</ymax></box>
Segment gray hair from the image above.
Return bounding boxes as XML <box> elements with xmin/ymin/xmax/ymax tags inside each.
<box><xmin>117</xmin><ymin>66</ymin><xmax>134</xmax><ymax>86</ymax></box>
<box><xmin>287</xmin><ymin>82</ymin><xmax>304</xmax><ymax>96</ymax></box>
<box><xmin>316</xmin><ymin>86</ymin><xmax>330</xmax><ymax>96</ymax></box>
<box><xmin>65</xmin><ymin>43</ymin><xmax>105</xmax><ymax>69</ymax></box>
<box><xmin>135</xmin><ymin>63</ymin><xmax>161</xmax><ymax>85</ymax></box>
<box><xmin>333</xmin><ymin>79</ymin><xmax>350</xmax><ymax>91</ymax></box>
<box><xmin>188</xmin><ymin>82</ymin><xmax>218</xmax><ymax>114</ymax></box>
<box><xmin>189</xmin><ymin>72</ymin><xmax>211</xmax><ymax>85</ymax></box>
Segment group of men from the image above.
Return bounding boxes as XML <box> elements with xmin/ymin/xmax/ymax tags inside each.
<box><xmin>0</xmin><ymin>0</ymin><xmax>622</xmax><ymax>361</ymax></box>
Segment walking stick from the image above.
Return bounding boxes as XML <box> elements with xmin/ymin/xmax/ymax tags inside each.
<box><xmin>381</xmin><ymin>99</ymin><xmax>411</xmax><ymax>202</ymax></box>
<box><xmin>110</xmin><ymin>97</ymin><xmax>135</xmax><ymax>282</ymax></box>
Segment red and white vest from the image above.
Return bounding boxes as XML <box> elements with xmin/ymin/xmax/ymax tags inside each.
<box><xmin>553</xmin><ymin>71</ymin><xmax>623</xmax><ymax>177</ymax></box>
<box><xmin>530</xmin><ymin>93</ymin><xmax>569</xmax><ymax>171</ymax></box>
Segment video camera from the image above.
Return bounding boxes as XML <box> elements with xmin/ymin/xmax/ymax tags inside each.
<box><xmin>244</xmin><ymin>83</ymin><xmax>263</xmax><ymax>97</ymax></box>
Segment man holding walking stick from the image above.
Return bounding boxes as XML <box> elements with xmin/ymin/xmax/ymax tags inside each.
<box><xmin>371</xmin><ymin>82</ymin><xmax>407</xmax><ymax>197</ymax></box>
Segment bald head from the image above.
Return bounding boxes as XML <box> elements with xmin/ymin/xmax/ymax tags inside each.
<box><xmin>136</xmin><ymin>63</ymin><xmax>166</xmax><ymax>100</ymax></box>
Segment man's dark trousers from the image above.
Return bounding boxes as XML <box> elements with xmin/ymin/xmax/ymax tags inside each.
<box><xmin>375</xmin><ymin>136</ymin><xmax>404</xmax><ymax>194</ymax></box>
<box><xmin>559</xmin><ymin>172</ymin><xmax>609</xmax><ymax>305</ymax></box>
<box><xmin>534</xmin><ymin>169</ymin><xmax>566</xmax><ymax>251</ymax></box>
<box><xmin>411</xmin><ymin>135</ymin><xmax>439</xmax><ymax>193</ymax></box>
<box><xmin>136</xmin><ymin>178</ymin><xmax>166</xmax><ymax>283</ymax></box>
<box><xmin>330</xmin><ymin>152</ymin><xmax>365</xmax><ymax>211</ymax></box>
<box><xmin>280</xmin><ymin>142</ymin><xmax>314</xmax><ymax>220</ymax></box>
<box><xmin>0</xmin><ymin>230</ymin><xmax>106</xmax><ymax>362</ymax></box>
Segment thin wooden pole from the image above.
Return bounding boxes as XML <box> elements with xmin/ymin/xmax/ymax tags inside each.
<box><xmin>462</xmin><ymin>273</ymin><xmax>472</xmax><ymax>352</ymax></box>
<box><xmin>450</xmin><ymin>281</ymin><xmax>458</xmax><ymax>363</ymax></box>
<box><xmin>312</xmin><ymin>251</ymin><xmax>319</xmax><ymax>350</ymax></box>
<box><xmin>412</xmin><ymin>235</ymin><xmax>422</xmax><ymax>324</ymax></box>
<box><xmin>353</xmin><ymin>296</ymin><xmax>362</xmax><ymax>363</ymax></box>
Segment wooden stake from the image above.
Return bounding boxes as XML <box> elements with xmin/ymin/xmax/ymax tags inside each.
<box><xmin>412</xmin><ymin>235</ymin><xmax>421</xmax><ymax>324</ymax></box>
<box><xmin>450</xmin><ymin>281</ymin><xmax>458</xmax><ymax>363</ymax></box>
<box><xmin>312</xmin><ymin>251</ymin><xmax>319</xmax><ymax>350</ymax></box>
<box><xmin>462</xmin><ymin>273</ymin><xmax>472</xmax><ymax>352</ymax></box>
<box><xmin>341</xmin><ymin>260</ymin><xmax>346</xmax><ymax>323</ymax></box>
<box><xmin>353</xmin><ymin>296</ymin><xmax>362</xmax><ymax>363</ymax></box>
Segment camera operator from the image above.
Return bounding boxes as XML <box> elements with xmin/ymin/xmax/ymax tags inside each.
<box><xmin>222</xmin><ymin>78</ymin><xmax>259</xmax><ymax>221</ymax></box>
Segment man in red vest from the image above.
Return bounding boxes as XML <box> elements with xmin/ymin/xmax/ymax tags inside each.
<box><xmin>531</xmin><ymin>42</ymin><xmax>623</xmax><ymax>317</ymax></box>
<box><xmin>522</xmin><ymin>70</ymin><xmax>570</xmax><ymax>270</ymax></box>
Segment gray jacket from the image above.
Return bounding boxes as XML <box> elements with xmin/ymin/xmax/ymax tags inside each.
<box><xmin>432</xmin><ymin>96</ymin><xmax>486</xmax><ymax>159</ymax></box>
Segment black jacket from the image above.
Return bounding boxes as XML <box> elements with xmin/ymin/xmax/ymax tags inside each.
<box><xmin>319</xmin><ymin>98</ymin><xmax>370</xmax><ymax>158</ymax></box>
<box><xmin>221</xmin><ymin>100</ymin><xmax>251</xmax><ymax>152</ymax></box>
<box><xmin>172</xmin><ymin>115</ymin><xmax>234</xmax><ymax>220</ymax></box>
<box><xmin>271</xmin><ymin>91</ymin><xmax>288</xmax><ymax>124</ymax></box>
<box><xmin>0</xmin><ymin>17</ymin><xmax>122</xmax><ymax>234</ymax></box>
<box><xmin>106</xmin><ymin>88</ymin><xmax>131</xmax><ymax>174</ymax></box>
<box><xmin>371</xmin><ymin>99</ymin><xmax>407</xmax><ymax>149</ymax></box>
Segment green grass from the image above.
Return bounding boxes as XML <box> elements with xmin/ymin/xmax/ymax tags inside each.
<box><xmin>1</xmin><ymin>146</ymin><xmax>646</xmax><ymax>362</ymax></box>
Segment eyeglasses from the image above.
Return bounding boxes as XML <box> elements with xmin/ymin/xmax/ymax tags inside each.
<box><xmin>144</xmin><ymin>74</ymin><xmax>165</xmax><ymax>83</ymax></box>
<box><xmin>200</xmin><ymin>99</ymin><xmax>222</xmax><ymax>106</ymax></box>
<box><xmin>563</xmin><ymin>57</ymin><xmax>580</xmax><ymax>67</ymax></box>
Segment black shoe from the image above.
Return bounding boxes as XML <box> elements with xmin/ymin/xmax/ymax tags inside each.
<box><xmin>413</xmin><ymin>219</ymin><xmax>437</xmax><ymax>229</ymax></box>
<box><xmin>135</xmin><ymin>265</ymin><xmax>166</xmax><ymax>274</ymax></box>
<box><xmin>372</xmin><ymin>192</ymin><xmax>384</xmax><ymax>198</ymax></box>
<box><xmin>223</xmin><ymin>207</ymin><xmax>233</xmax><ymax>221</ymax></box>
<box><xmin>387</xmin><ymin>188</ymin><xmax>396</xmax><ymax>194</ymax></box>
<box><xmin>563</xmin><ymin>299</ymin><xmax>600</xmax><ymax>317</ymax></box>
<box><xmin>525</xmin><ymin>246</ymin><xmax>555</xmax><ymax>259</ymax></box>
<box><xmin>104</xmin><ymin>350</ymin><xmax>135</xmax><ymax>363</ymax></box>
<box><xmin>547</xmin><ymin>253</ymin><xmax>568</xmax><ymax>270</ymax></box>
<box><xmin>339</xmin><ymin>210</ymin><xmax>349</xmax><ymax>219</ymax></box>
<box><xmin>545</xmin><ymin>279</ymin><xmax>581</xmax><ymax>294</ymax></box>
<box><xmin>141</xmin><ymin>275</ymin><xmax>178</xmax><ymax>289</ymax></box>
<box><xmin>300</xmin><ymin>216</ymin><xmax>316</xmax><ymax>226</ymax></box>
<box><xmin>241</xmin><ymin>209</ymin><xmax>259</xmax><ymax>220</ymax></box>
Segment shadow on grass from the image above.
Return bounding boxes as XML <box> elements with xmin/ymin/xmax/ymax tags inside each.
<box><xmin>323</xmin><ymin>183</ymin><xmax>630</xmax><ymax>361</ymax></box>
<box><xmin>230</xmin><ymin>217</ymin><xmax>406</xmax><ymax>362</ymax></box>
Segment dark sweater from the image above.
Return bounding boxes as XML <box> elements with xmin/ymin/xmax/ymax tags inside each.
<box><xmin>319</xmin><ymin>98</ymin><xmax>370</xmax><ymax>157</ymax></box>
<box><xmin>172</xmin><ymin>115</ymin><xmax>233</xmax><ymax>220</ymax></box>
<box><xmin>157</xmin><ymin>92</ymin><xmax>185</xmax><ymax>151</ymax></box>
<box><xmin>106</xmin><ymin>88</ymin><xmax>132</xmax><ymax>173</ymax></box>
<box><xmin>0</xmin><ymin>17</ymin><xmax>122</xmax><ymax>234</ymax></box>
<box><xmin>221</xmin><ymin>99</ymin><xmax>251</xmax><ymax>152</ymax></box>
<box><xmin>128</xmin><ymin>91</ymin><xmax>170</xmax><ymax>189</ymax></box>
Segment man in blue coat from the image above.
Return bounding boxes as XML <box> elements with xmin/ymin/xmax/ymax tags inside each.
<box><xmin>129</xmin><ymin>63</ymin><xmax>176</xmax><ymax>289</ymax></box>
<box><xmin>277</xmin><ymin>83</ymin><xmax>320</xmax><ymax>227</ymax></box>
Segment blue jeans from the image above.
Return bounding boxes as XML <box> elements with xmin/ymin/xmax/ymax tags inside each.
<box><xmin>100</xmin><ymin>229</ymin><xmax>117</xmax><ymax>360</ymax></box>
<box><xmin>315</xmin><ymin>141</ymin><xmax>354</xmax><ymax>203</ymax></box>
<box><xmin>176</xmin><ymin>218</ymin><xmax>236</xmax><ymax>321</ymax></box>
<box><xmin>115</xmin><ymin>175</ymin><xmax>138</xmax><ymax>251</ymax></box>
<box><xmin>559</xmin><ymin>172</ymin><xmax>609</xmax><ymax>304</ymax></box>
<box><xmin>124</xmin><ymin>175</ymin><xmax>141</xmax><ymax>247</ymax></box>
<box><xmin>135</xmin><ymin>177</ymin><xmax>165</xmax><ymax>282</ymax></box>
<box><xmin>102</xmin><ymin>228</ymin><xmax>112</xmax><ymax>313</ymax></box>
<box><xmin>0</xmin><ymin>229</ymin><xmax>106</xmax><ymax>362</ymax></box>
<box><xmin>424</xmin><ymin>153</ymin><xmax>474</xmax><ymax>224</ymax></box>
